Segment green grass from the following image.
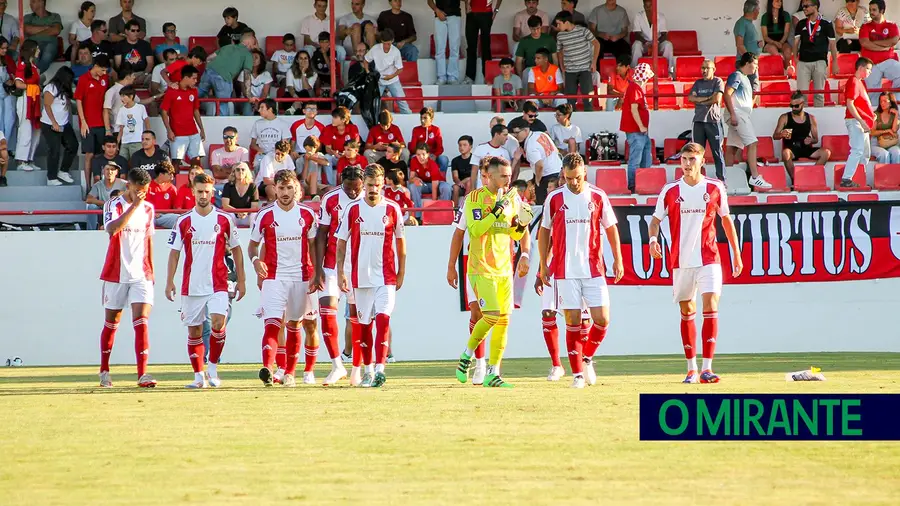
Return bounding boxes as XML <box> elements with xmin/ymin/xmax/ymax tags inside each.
<box><xmin>1</xmin><ymin>353</ymin><xmax>899</xmax><ymax>505</ymax></box>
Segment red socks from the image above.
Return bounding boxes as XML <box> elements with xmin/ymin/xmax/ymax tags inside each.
<box><xmin>100</xmin><ymin>320</ymin><xmax>118</xmax><ymax>373</ymax></box>
<box><xmin>187</xmin><ymin>335</ymin><xmax>205</xmax><ymax>373</ymax></box>
<box><xmin>565</xmin><ymin>324</ymin><xmax>584</xmax><ymax>374</ymax></box>
<box><xmin>374</xmin><ymin>313</ymin><xmax>391</xmax><ymax>365</ymax></box>
<box><xmin>208</xmin><ymin>328</ymin><xmax>226</xmax><ymax>364</ymax></box>
<box><xmin>702</xmin><ymin>312</ymin><xmax>718</xmax><ymax>361</ymax></box>
<box><xmin>284</xmin><ymin>325</ymin><xmax>302</xmax><ymax>375</ymax></box>
<box><xmin>680</xmin><ymin>312</ymin><xmax>697</xmax><ymax>359</ymax></box>
<box><xmin>276</xmin><ymin>347</ymin><xmax>286</xmax><ymax>370</ymax></box>
<box><xmin>133</xmin><ymin>317</ymin><xmax>149</xmax><ymax>377</ymax></box>
<box><xmin>320</xmin><ymin>306</ymin><xmax>340</xmax><ymax>359</ymax></box>
<box><xmin>360</xmin><ymin>322</ymin><xmax>374</xmax><ymax>365</ymax></box>
<box><xmin>350</xmin><ymin>315</ymin><xmax>362</xmax><ymax>367</ymax></box>
<box><xmin>304</xmin><ymin>345</ymin><xmax>318</xmax><ymax>372</ymax></box>
<box><xmin>582</xmin><ymin>323</ymin><xmax>608</xmax><ymax>359</ymax></box>
<box><xmin>262</xmin><ymin>318</ymin><xmax>282</xmax><ymax>369</ymax></box>
<box><xmin>542</xmin><ymin>315</ymin><xmax>561</xmax><ymax>368</ymax></box>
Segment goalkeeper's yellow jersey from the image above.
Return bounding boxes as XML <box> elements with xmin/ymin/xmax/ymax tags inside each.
<box><xmin>463</xmin><ymin>187</ymin><xmax>525</xmax><ymax>278</ymax></box>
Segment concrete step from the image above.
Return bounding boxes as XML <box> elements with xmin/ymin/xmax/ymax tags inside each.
<box><xmin>0</xmin><ymin>184</ymin><xmax>84</xmax><ymax>202</ymax></box>
<box><xmin>4</xmin><ymin>169</ymin><xmax>84</xmax><ymax>187</ymax></box>
<box><xmin>0</xmin><ymin>201</ymin><xmax>88</xmax><ymax>226</ymax></box>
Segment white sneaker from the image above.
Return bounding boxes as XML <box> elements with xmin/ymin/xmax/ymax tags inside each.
<box><xmin>323</xmin><ymin>363</ymin><xmax>348</xmax><ymax>386</ymax></box>
<box><xmin>57</xmin><ymin>171</ymin><xmax>74</xmax><ymax>184</ymax></box>
<box><xmin>349</xmin><ymin>366</ymin><xmax>362</xmax><ymax>386</ymax></box>
<box><xmin>547</xmin><ymin>366</ymin><xmax>565</xmax><ymax>381</ymax></box>
<box><xmin>571</xmin><ymin>375</ymin><xmax>586</xmax><ymax>389</ymax></box>
<box><xmin>47</xmin><ymin>179</ymin><xmax>62</xmax><ymax>186</ymax></box>
<box><xmin>185</xmin><ymin>377</ymin><xmax>208</xmax><ymax>389</ymax></box>
<box><xmin>583</xmin><ymin>358</ymin><xmax>597</xmax><ymax>386</ymax></box>
<box><xmin>273</xmin><ymin>367</ymin><xmax>285</xmax><ymax>384</ymax></box>
<box><xmin>99</xmin><ymin>371</ymin><xmax>113</xmax><ymax>387</ymax></box>
<box><xmin>437</xmin><ymin>78</ymin><xmax>446</xmax><ymax>85</ymax></box>
<box><xmin>749</xmin><ymin>175</ymin><xmax>773</xmax><ymax>189</ymax></box>
<box><xmin>20</xmin><ymin>163</ymin><xmax>35</xmax><ymax>172</ymax></box>
<box><xmin>472</xmin><ymin>362</ymin><xmax>486</xmax><ymax>385</ymax></box>
<box><xmin>137</xmin><ymin>374</ymin><xmax>157</xmax><ymax>388</ymax></box>
<box><xmin>303</xmin><ymin>371</ymin><xmax>316</xmax><ymax>385</ymax></box>
<box><xmin>341</xmin><ymin>351</ymin><xmax>353</xmax><ymax>364</ymax></box>
<box><xmin>206</xmin><ymin>372</ymin><xmax>221</xmax><ymax>388</ymax></box>
<box><xmin>282</xmin><ymin>373</ymin><xmax>297</xmax><ymax>388</ymax></box>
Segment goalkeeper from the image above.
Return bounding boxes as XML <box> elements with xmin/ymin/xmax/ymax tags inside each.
<box><xmin>455</xmin><ymin>157</ymin><xmax>532</xmax><ymax>388</ymax></box>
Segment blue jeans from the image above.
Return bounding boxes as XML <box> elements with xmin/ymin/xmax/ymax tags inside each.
<box><xmin>379</xmin><ymin>81</ymin><xmax>411</xmax><ymax>114</ymax></box>
<box><xmin>398</xmin><ymin>43</ymin><xmax>419</xmax><ymax>63</ymax></box>
<box><xmin>0</xmin><ymin>95</ymin><xmax>16</xmax><ymax>151</ymax></box>
<box><xmin>198</xmin><ymin>68</ymin><xmax>234</xmax><ymax>116</ymax></box>
<box><xmin>35</xmin><ymin>39</ymin><xmax>57</xmax><ymax>73</ymax></box>
<box><xmin>86</xmin><ymin>204</ymin><xmax>102</xmax><ymax>230</ymax></box>
<box><xmin>435</xmin><ymin>155</ymin><xmax>449</xmax><ymax>174</ymax></box>
<box><xmin>626</xmin><ymin>132</ymin><xmax>652</xmax><ymax>190</ymax></box>
<box><xmin>434</xmin><ymin>16</ymin><xmax>461</xmax><ymax>81</ymax></box>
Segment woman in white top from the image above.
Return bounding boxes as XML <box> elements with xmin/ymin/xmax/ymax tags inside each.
<box><xmin>67</xmin><ymin>1</ymin><xmax>95</xmax><ymax>63</ymax></box>
<box><xmin>285</xmin><ymin>50</ymin><xmax>317</xmax><ymax>114</ymax></box>
<box><xmin>40</xmin><ymin>67</ymin><xmax>78</xmax><ymax>186</ymax></box>
<box><xmin>834</xmin><ymin>0</ymin><xmax>870</xmax><ymax>53</ymax></box>
<box><xmin>549</xmin><ymin>103</ymin><xmax>583</xmax><ymax>155</ymax></box>
<box><xmin>241</xmin><ymin>49</ymin><xmax>273</xmax><ymax>117</ymax></box>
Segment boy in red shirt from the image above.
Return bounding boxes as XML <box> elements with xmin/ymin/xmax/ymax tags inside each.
<box><xmin>860</xmin><ymin>0</ymin><xmax>900</xmax><ymax>104</ymax></box>
<box><xmin>162</xmin><ymin>47</ymin><xmax>208</xmax><ymax>88</ymax></box>
<box><xmin>74</xmin><ymin>54</ymin><xmax>110</xmax><ymax>188</ymax></box>
<box><xmin>147</xmin><ymin>160</ymin><xmax>178</xmax><ymax>228</ymax></box>
<box><xmin>408</xmin><ymin>143</ymin><xmax>451</xmax><ymax>218</ymax></box>
<box><xmin>841</xmin><ymin>56</ymin><xmax>875</xmax><ymax>188</ymax></box>
<box><xmin>409</xmin><ymin>106</ymin><xmax>449</xmax><ymax>174</ymax></box>
<box><xmin>384</xmin><ymin>170</ymin><xmax>417</xmax><ymax>226</ymax></box>
<box><xmin>319</xmin><ymin>106</ymin><xmax>360</xmax><ymax>185</ymax></box>
<box><xmin>336</xmin><ymin>139</ymin><xmax>367</xmax><ymax>185</ymax></box>
<box><xmin>364</xmin><ymin>109</ymin><xmax>407</xmax><ymax>163</ymax></box>
<box><xmin>160</xmin><ymin>65</ymin><xmax>206</xmax><ymax>167</ymax></box>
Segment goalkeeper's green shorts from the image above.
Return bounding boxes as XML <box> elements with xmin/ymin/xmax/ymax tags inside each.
<box><xmin>469</xmin><ymin>274</ymin><xmax>512</xmax><ymax>314</ymax></box>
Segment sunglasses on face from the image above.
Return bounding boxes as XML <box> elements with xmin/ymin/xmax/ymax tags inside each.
<box><xmin>224</xmin><ymin>135</ymin><xmax>235</xmax><ymax>140</ymax></box>
<box><xmin>527</xmin><ymin>114</ymin><xmax>537</xmax><ymax>119</ymax></box>
<box><xmin>128</xmin><ymin>29</ymin><xmax>140</xmax><ymax>33</ymax></box>
<box><xmin>791</xmin><ymin>102</ymin><xmax>804</xmax><ymax>109</ymax></box>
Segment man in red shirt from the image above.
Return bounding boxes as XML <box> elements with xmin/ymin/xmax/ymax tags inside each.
<box><xmin>147</xmin><ymin>160</ymin><xmax>178</xmax><ymax>228</ymax></box>
<box><xmin>408</xmin><ymin>143</ymin><xmax>451</xmax><ymax>218</ymax></box>
<box><xmin>409</xmin><ymin>106</ymin><xmax>449</xmax><ymax>174</ymax></box>
<box><xmin>619</xmin><ymin>62</ymin><xmax>653</xmax><ymax>191</ymax></box>
<box><xmin>860</xmin><ymin>0</ymin><xmax>900</xmax><ymax>104</ymax></box>
<box><xmin>320</xmin><ymin>106</ymin><xmax>361</xmax><ymax>186</ymax></box>
<box><xmin>74</xmin><ymin>54</ymin><xmax>110</xmax><ymax>189</ymax></box>
<box><xmin>364</xmin><ymin>109</ymin><xmax>407</xmax><ymax>164</ymax></box>
<box><xmin>842</xmin><ymin>56</ymin><xmax>875</xmax><ymax>188</ymax></box>
<box><xmin>160</xmin><ymin>65</ymin><xmax>206</xmax><ymax>167</ymax></box>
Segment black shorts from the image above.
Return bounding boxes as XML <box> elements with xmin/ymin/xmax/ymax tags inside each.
<box><xmin>785</xmin><ymin>144</ymin><xmax>817</xmax><ymax>159</ymax></box>
<box><xmin>82</xmin><ymin>126</ymin><xmax>107</xmax><ymax>154</ymax></box>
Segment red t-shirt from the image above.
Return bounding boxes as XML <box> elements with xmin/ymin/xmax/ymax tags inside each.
<box><xmin>160</xmin><ymin>87</ymin><xmax>200</xmax><ymax>137</ymax></box>
<box><xmin>844</xmin><ymin>77</ymin><xmax>875</xmax><ymax>129</ymax></box>
<box><xmin>147</xmin><ymin>180</ymin><xmax>178</xmax><ymax>210</ymax></box>
<box><xmin>860</xmin><ymin>20</ymin><xmax>900</xmax><ymax>65</ymax></box>
<box><xmin>384</xmin><ymin>186</ymin><xmax>413</xmax><ymax>210</ymax></box>
<box><xmin>14</xmin><ymin>61</ymin><xmax>40</xmax><ymax>85</ymax></box>
<box><xmin>619</xmin><ymin>81</ymin><xmax>648</xmax><ymax>134</ymax></box>
<box><xmin>469</xmin><ymin>0</ymin><xmax>494</xmax><ymax>13</ymax></box>
<box><xmin>366</xmin><ymin>124</ymin><xmax>405</xmax><ymax>146</ymax></box>
<box><xmin>410</xmin><ymin>125</ymin><xmax>444</xmax><ymax>157</ymax></box>
<box><xmin>175</xmin><ymin>185</ymin><xmax>195</xmax><ymax>209</ymax></box>
<box><xmin>320</xmin><ymin>124</ymin><xmax>361</xmax><ymax>153</ymax></box>
<box><xmin>73</xmin><ymin>72</ymin><xmax>110</xmax><ymax>128</ymax></box>
<box><xmin>336</xmin><ymin>154</ymin><xmax>366</xmax><ymax>174</ymax></box>
<box><xmin>409</xmin><ymin>157</ymin><xmax>442</xmax><ymax>183</ymax></box>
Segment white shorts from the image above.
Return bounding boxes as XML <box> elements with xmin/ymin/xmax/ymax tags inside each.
<box><xmin>320</xmin><ymin>268</ymin><xmax>355</xmax><ymax>303</ymax></box>
<box><xmin>724</xmin><ymin>109</ymin><xmax>757</xmax><ymax>149</ymax></box>
<box><xmin>260</xmin><ymin>279</ymin><xmax>318</xmax><ymax>322</ymax></box>
<box><xmin>180</xmin><ymin>292</ymin><xmax>229</xmax><ymax>327</ymax></box>
<box><xmin>541</xmin><ymin>278</ymin><xmax>591</xmax><ymax>318</ymax></box>
<box><xmin>353</xmin><ymin>285</ymin><xmax>396</xmax><ymax>325</ymax></box>
<box><xmin>557</xmin><ymin>277</ymin><xmax>609</xmax><ymax>310</ymax></box>
<box><xmin>672</xmin><ymin>264</ymin><xmax>723</xmax><ymax>303</ymax></box>
<box><xmin>102</xmin><ymin>280</ymin><xmax>154</xmax><ymax>310</ymax></box>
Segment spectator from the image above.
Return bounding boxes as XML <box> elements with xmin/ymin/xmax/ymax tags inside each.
<box><xmin>320</xmin><ymin>106</ymin><xmax>361</xmax><ymax>184</ymax></box>
<box><xmin>774</xmin><ymin>91</ymin><xmax>830</xmax><ymax>182</ymax></box>
<box><xmin>761</xmin><ymin>0</ymin><xmax>793</xmax><ymax>71</ymax></box>
<box><xmin>221</xmin><ymin>161</ymin><xmax>259</xmax><ymax>227</ymax></box>
<box><xmin>103</xmin><ymin>63</ymin><xmax>134</xmax><ymax>134</ymax></box>
<box><xmin>199</xmin><ymin>32</ymin><xmax>254</xmax><ymax>117</ymax></box>
<box><xmin>217</xmin><ymin>7</ymin><xmax>251</xmax><ymax>48</ymax></box>
<box><xmin>113</xmin><ymin>20</ymin><xmax>153</xmax><ymax>85</ymax></box>
<box><xmin>154</xmin><ymin>22</ymin><xmax>187</xmax><ymax>59</ymax></box>
<box><xmin>384</xmin><ymin>169</ymin><xmax>417</xmax><ymax>225</ymax></box>
<box><xmin>240</xmin><ymin>49</ymin><xmax>272</xmax><ymax>117</ymax></box>
<box><xmin>85</xmin><ymin>161</ymin><xmax>126</xmax><ymax>230</ymax></box>
<box><xmin>470</xmin><ymin>123</ymin><xmax>515</xmax><ymax>189</ymax></box>
<box><xmin>210</xmin><ymin>126</ymin><xmax>250</xmax><ymax>185</ymax></box>
<box><xmin>364</xmin><ymin>29</ymin><xmax>411</xmax><ymax>114</ymax></box>
<box><xmin>0</xmin><ymin>1</ymin><xmax>21</xmax><ymax>61</ymax></box>
<box><xmin>409</xmin><ymin>143</ymin><xmax>452</xmax><ymax>213</ymax></box>
<box><xmin>410</xmin><ymin>106</ymin><xmax>449</xmax><ymax>174</ymax></box>
<box><xmin>81</xmin><ymin>20</ymin><xmax>113</xmax><ymax>62</ymax></box>
<box><xmin>161</xmin><ymin>46</ymin><xmax>206</xmax><ymax>89</ymax></box>
<box><xmin>91</xmin><ymin>135</ymin><xmax>128</xmax><ymax>183</ymax></box>
<box><xmin>835</xmin><ymin>0</ymin><xmax>869</xmax><ymax>53</ymax></box>
<box><xmin>549</xmin><ymin>103</ymin><xmax>581</xmax><ymax>154</ymax></box>
<box><xmin>620</xmin><ymin>62</ymin><xmax>652</xmax><ymax>190</ymax></box>
<box><xmin>250</xmin><ymin>98</ymin><xmax>291</xmax><ymax>169</ymax></box>
<box><xmin>555</xmin><ymin>11</ymin><xmax>599</xmax><ymax>112</ymax></box>
<box><xmin>631</xmin><ymin>0</ymin><xmax>675</xmax><ymax>76</ymax></box>
<box><xmin>552</xmin><ymin>0</ymin><xmax>587</xmax><ymax>34</ymax></box>
<box><xmin>271</xmin><ymin>34</ymin><xmax>298</xmax><ymax>86</ymax></box>
<box><xmin>13</xmin><ymin>40</ymin><xmax>41</xmax><ymax>173</ymax></box>
<box><xmin>160</xmin><ymin>65</ymin><xmax>205</xmax><ymax>166</ymax></box>
<box><xmin>339</xmin><ymin>0</ymin><xmax>378</xmax><ymax>54</ymax></box>
<box><xmin>74</xmin><ymin>53</ymin><xmax>110</xmax><ymax>187</ymax></box>
<box><xmin>312</xmin><ymin>31</ymin><xmax>340</xmax><ymax>98</ymax></box>
<box><xmin>290</xmin><ymin>102</ymin><xmax>325</xmax><ymax>154</ymax></box>
<box><xmin>0</xmin><ymin>37</ymin><xmax>14</xmax><ymax>157</ymax></box>
<box><xmin>301</xmin><ymin>0</ymin><xmax>347</xmax><ymax>61</ymax></box>
<box><xmin>148</xmin><ymin>160</ymin><xmax>178</xmax><ymax>228</ymax></box>
<box><xmin>256</xmin><ymin>139</ymin><xmax>296</xmax><ymax>200</ymax></box>
<box><xmin>365</xmin><ymin>108</ymin><xmax>407</xmax><ymax>163</ymax></box>
<box><xmin>175</xmin><ymin>165</ymin><xmax>205</xmax><ymax>209</ymax></box>
<box><xmin>492</xmin><ymin>115</ymin><xmax>523</xmax><ymax>164</ymax></box>
<box><xmin>509</xmin><ymin>101</ymin><xmax>548</xmax><ymax>133</ymax></box>
<box><xmin>528</xmin><ymin>47</ymin><xmax>565</xmax><ymax>107</ymax></box>
<box><xmin>605</xmin><ymin>54</ymin><xmax>631</xmax><ymax>111</ymax></box>
<box><xmin>588</xmin><ymin>0</ymin><xmax>630</xmax><ymax>61</ymax></box>
<box><xmin>151</xmin><ymin>48</ymin><xmax>176</xmax><ymax>98</ymax></box>
<box><xmin>516</xmin><ymin>14</ymin><xmax>557</xmax><ymax>78</ymax></box>
<box><xmin>40</xmin><ymin>66</ymin><xmax>78</xmax><ymax>186</ymax></box>
<box><xmin>115</xmin><ymin>85</ymin><xmax>150</xmax><ymax>160</ymax></box>
<box><xmin>724</xmin><ymin>52</ymin><xmax>772</xmax><ymax>189</ymax></box>
<box><xmin>688</xmin><ymin>59</ymin><xmax>726</xmax><ymax>181</ymax></box>
<box><xmin>510</xmin><ymin>123</ymin><xmax>561</xmax><ymax>204</ymax></box>
<box><xmin>72</xmin><ymin>45</ymin><xmax>93</xmax><ymax>82</ymax></box>
<box><xmin>451</xmin><ymin>134</ymin><xmax>473</xmax><ymax>202</ymax></box>
<box><xmin>735</xmin><ymin>1</ymin><xmax>763</xmax><ymax>95</ymax></box>
<box><xmin>861</xmin><ymin>0</ymin><xmax>900</xmax><ymax>105</ymax></box>
<box><xmin>285</xmin><ymin>50</ymin><xmax>318</xmax><ymax>113</ymax></box>
<box><xmin>129</xmin><ymin>130</ymin><xmax>169</xmax><ymax>173</ymax></box>
<box><xmin>67</xmin><ymin>2</ymin><xmax>95</xmax><ymax>62</ymax></box>
<box><xmin>378</xmin><ymin>0</ymin><xmax>418</xmax><ymax>62</ymax></box>
<box><xmin>108</xmin><ymin>0</ymin><xmax>146</xmax><ymax>43</ymax></box>
<box><xmin>793</xmin><ymin>0</ymin><xmax>836</xmax><ymax>108</ymax></box>
<box><xmin>298</xmin><ymin>136</ymin><xmax>329</xmax><ymax>195</ymax></box>
<box><xmin>842</xmin><ymin>56</ymin><xmax>875</xmax><ymax>188</ymax></box>
<box><xmin>348</xmin><ymin>41</ymin><xmax>369</xmax><ymax>83</ymax></box>
<box><xmin>428</xmin><ymin>0</ymin><xmax>461</xmax><ymax>85</ymax></box>
<box><xmin>513</xmin><ymin>1</ymin><xmax>549</xmax><ymax>52</ymax></box>
<box><xmin>336</xmin><ymin>139</ymin><xmax>367</xmax><ymax>181</ymax></box>
<box><xmin>24</xmin><ymin>0</ymin><xmax>63</xmax><ymax>72</ymax></box>
<box><xmin>493</xmin><ymin>57</ymin><xmax>523</xmax><ymax>111</ymax></box>
<box><xmin>377</xmin><ymin>141</ymin><xmax>409</xmax><ymax>180</ymax></box>
<box><xmin>462</xmin><ymin>0</ymin><xmax>492</xmax><ymax>84</ymax></box>
<box><xmin>870</xmin><ymin>91</ymin><xmax>900</xmax><ymax>163</ymax></box>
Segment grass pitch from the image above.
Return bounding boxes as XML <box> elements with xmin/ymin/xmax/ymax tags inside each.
<box><xmin>1</xmin><ymin>353</ymin><xmax>899</xmax><ymax>505</ymax></box>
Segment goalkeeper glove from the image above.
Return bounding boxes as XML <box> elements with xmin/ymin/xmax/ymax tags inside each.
<box><xmin>517</xmin><ymin>202</ymin><xmax>534</xmax><ymax>225</ymax></box>
<box><xmin>491</xmin><ymin>189</ymin><xmax>513</xmax><ymax>217</ymax></box>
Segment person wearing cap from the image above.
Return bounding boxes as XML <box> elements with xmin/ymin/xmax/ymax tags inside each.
<box><xmin>84</xmin><ymin>161</ymin><xmax>127</xmax><ymax>230</ymax></box>
<box><xmin>620</xmin><ymin>61</ymin><xmax>653</xmax><ymax>191</ymax></box>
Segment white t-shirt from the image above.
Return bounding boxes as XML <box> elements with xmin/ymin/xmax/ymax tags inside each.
<box><xmin>115</xmin><ymin>103</ymin><xmax>149</xmax><ymax>144</ymax></box>
<box><xmin>470</xmin><ymin>141</ymin><xmax>514</xmax><ymax>189</ymax></box>
<box><xmin>104</xmin><ymin>82</ymin><xmax>125</xmax><ymax>122</ymax></box>
<box><xmin>40</xmin><ymin>84</ymin><xmax>70</xmax><ymax>126</ymax></box>
<box><xmin>290</xmin><ymin>119</ymin><xmax>325</xmax><ymax>153</ymax></box>
<box><xmin>300</xmin><ymin>14</ymin><xmax>331</xmax><ymax>43</ymax></box>
<box><xmin>632</xmin><ymin>10</ymin><xmax>668</xmax><ymax>41</ymax></box>
<box><xmin>365</xmin><ymin>45</ymin><xmax>403</xmax><ymax>86</ymax></box>
<box><xmin>250</xmin><ymin>117</ymin><xmax>291</xmax><ymax>155</ymax></box>
<box><xmin>286</xmin><ymin>70</ymin><xmax>317</xmax><ymax>92</ymax></box>
<box><xmin>70</xmin><ymin>19</ymin><xmax>92</xmax><ymax>42</ymax></box>
<box><xmin>524</xmin><ymin>131</ymin><xmax>562</xmax><ymax>178</ymax></box>
<box><xmin>150</xmin><ymin>63</ymin><xmax>168</xmax><ymax>92</ymax></box>
<box><xmin>240</xmin><ymin>70</ymin><xmax>273</xmax><ymax>99</ymax></box>
<box><xmin>168</xmin><ymin>209</ymin><xmax>240</xmax><ymax>296</ymax></box>
<box><xmin>210</xmin><ymin>146</ymin><xmax>250</xmax><ymax>168</ymax></box>
<box><xmin>255</xmin><ymin>152</ymin><xmax>296</xmax><ymax>185</ymax></box>
<box><xmin>549</xmin><ymin>123</ymin><xmax>583</xmax><ymax>151</ymax></box>
<box><xmin>271</xmin><ymin>50</ymin><xmax>297</xmax><ymax>74</ymax></box>
<box><xmin>338</xmin><ymin>12</ymin><xmax>377</xmax><ymax>50</ymax></box>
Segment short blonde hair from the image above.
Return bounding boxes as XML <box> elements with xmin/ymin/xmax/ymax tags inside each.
<box><xmin>681</xmin><ymin>142</ymin><xmax>706</xmax><ymax>156</ymax></box>
<box><xmin>230</xmin><ymin>162</ymin><xmax>253</xmax><ymax>185</ymax></box>
<box><xmin>364</xmin><ymin>163</ymin><xmax>385</xmax><ymax>180</ymax></box>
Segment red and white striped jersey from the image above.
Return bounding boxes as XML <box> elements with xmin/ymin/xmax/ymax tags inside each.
<box><xmin>652</xmin><ymin>177</ymin><xmax>730</xmax><ymax>269</ymax></box>
<box><xmin>250</xmin><ymin>203</ymin><xmax>319</xmax><ymax>281</ymax></box>
<box><xmin>168</xmin><ymin>209</ymin><xmax>240</xmax><ymax>296</ymax></box>
<box><xmin>336</xmin><ymin>199</ymin><xmax>405</xmax><ymax>288</ymax></box>
<box><xmin>101</xmin><ymin>196</ymin><xmax>155</xmax><ymax>283</ymax></box>
<box><xmin>319</xmin><ymin>187</ymin><xmax>361</xmax><ymax>270</ymax></box>
<box><xmin>541</xmin><ymin>184</ymin><xmax>617</xmax><ymax>279</ymax></box>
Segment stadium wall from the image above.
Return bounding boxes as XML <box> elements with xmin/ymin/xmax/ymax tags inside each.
<box><xmin>0</xmin><ymin>228</ymin><xmax>898</xmax><ymax>367</ymax></box>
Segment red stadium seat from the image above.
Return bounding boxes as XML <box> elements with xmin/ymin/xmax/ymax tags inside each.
<box><xmin>645</xmin><ymin>83</ymin><xmax>679</xmax><ymax>110</ymax></box>
<box><xmin>755</xmin><ymin>165</ymin><xmax>790</xmax><ymax>192</ymax></box>
<box><xmin>599</xmin><ymin>57</ymin><xmax>617</xmax><ymax>80</ymax></box>
<box><xmin>624</xmin><ymin>139</ymin><xmax>658</xmax><ymax>164</ymax></box>
<box><xmin>806</xmin><ymin>193</ymin><xmax>840</xmax><ymax>203</ymax></box>
<box><xmin>833</xmin><ymin>164</ymin><xmax>872</xmax><ymax>191</ymax></box>
<box><xmin>265</xmin><ymin>36</ymin><xmax>285</xmax><ymax>59</ymax></box>
<box><xmin>420</xmin><ymin>200</ymin><xmax>455</xmax><ymax>225</ymax></box>
<box><xmin>848</xmin><ymin>192</ymin><xmax>879</xmax><ymax>202</ymax></box>
<box><xmin>664</xmin><ymin>138</ymin><xmax>687</xmax><ymax>164</ymax></box>
<box><xmin>188</xmin><ymin>36</ymin><xmax>218</xmax><ymax>55</ymax></box>
<box><xmin>765</xmin><ymin>194</ymin><xmax>798</xmax><ymax>204</ymax></box>
<box><xmin>398</xmin><ymin>64</ymin><xmax>421</xmax><ymax>86</ymax></box>
<box><xmin>609</xmin><ymin>197</ymin><xmax>638</xmax><ymax>206</ymax></box>
<box><xmin>634</xmin><ymin>167</ymin><xmax>667</xmax><ymax>195</ymax></box>
<box><xmin>758</xmin><ymin>54</ymin><xmax>786</xmax><ymax>80</ymax></box>
<box><xmin>793</xmin><ymin>165</ymin><xmax>829</xmax><ymax>192</ymax></box>
<box><xmin>638</xmin><ymin>58</ymin><xmax>669</xmax><ymax>79</ymax></box>
<box><xmin>668</xmin><ymin>30</ymin><xmax>702</xmax><ymax>56</ymax></box>
<box><xmin>874</xmin><ymin>163</ymin><xmax>900</xmax><ymax>190</ymax></box>
<box><xmin>743</xmin><ymin>136</ymin><xmax>779</xmax><ymax>164</ymax></box>
<box><xmin>760</xmin><ymin>81</ymin><xmax>791</xmax><ymax>107</ymax></box>
<box><xmin>594</xmin><ymin>168</ymin><xmax>630</xmax><ymax>195</ymax></box>
<box><xmin>821</xmin><ymin>135</ymin><xmax>850</xmax><ymax>161</ymax></box>
<box><xmin>675</xmin><ymin>56</ymin><xmax>705</xmax><ymax>81</ymax></box>
<box><xmin>393</xmin><ymin>87</ymin><xmax>423</xmax><ymax>113</ymax></box>
<box><xmin>477</xmin><ymin>34</ymin><xmax>511</xmax><ymax>59</ymax></box>
<box><xmin>832</xmin><ymin>53</ymin><xmax>858</xmax><ymax>78</ymax></box>
<box><xmin>729</xmin><ymin>195</ymin><xmax>759</xmax><ymax>205</ymax></box>
<box><xmin>206</xmin><ymin>144</ymin><xmax>224</xmax><ymax>169</ymax></box>
<box><xmin>645</xmin><ymin>197</ymin><xmax>658</xmax><ymax>206</ymax></box>
<box><xmin>714</xmin><ymin>56</ymin><xmax>735</xmax><ymax>80</ymax></box>
<box><xmin>150</xmin><ymin>36</ymin><xmax>177</xmax><ymax>50</ymax></box>
<box><xmin>484</xmin><ymin>59</ymin><xmax>501</xmax><ymax>85</ymax></box>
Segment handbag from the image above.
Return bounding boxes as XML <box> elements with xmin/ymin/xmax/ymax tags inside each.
<box><xmin>878</xmin><ymin>133</ymin><xmax>899</xmax><ymax>149</ymax></box>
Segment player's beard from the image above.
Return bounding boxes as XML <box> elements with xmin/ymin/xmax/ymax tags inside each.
<box><xmin>366</xmin><ymin>193</ymin><xmax>379</xmax><ymax>204</ymax></box>
<box><xmin>278</xmin><ymin>194</ymin><xmax>295</xmax><ymax>207</ymax></box>
<box><xmin>196</xmin><ymin>198</ymin><xmax>211</xmax><ymax>209</ymax></box>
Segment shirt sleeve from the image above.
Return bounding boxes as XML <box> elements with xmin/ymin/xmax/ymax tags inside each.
<box><xmin>825</xmin><ymin>21</ymin><xmax>836</xmax><ymax>39</ymax></box>
<box><xmin>652</xmin><ymin>189</ymin><xmax>668</xmax><ymax>221</ymax></box>
<box><xmin>527</xmin><ymin>72</ymin><xmax>536</xmax><ymax>84</ymax></box>
<box><xmin>599</xmin><ymin>192</ymin><xmax>618</xmax><ymax>228</ymax></box>
<box><xmin>73</xmin><ymin>78</ymin><xmax>85</xmax><ymax>101</ymax></box>
<box><xmin>88</xmin><ymin>182</ymin><xmax>101</xmax><ymax>199</ymax></box>
<box><xmin>726</xmin><ymin>73</ymin><xmax>741</xmax><ymax>91</ymax></box>
<box><xmin>249</xmin><ymin>211</ymin><xmax>265</xmax><ymax>243</ymax></box>
<box><xmin>453</xmin><ymin>206</ymin><xmax>467</xmax><ymax>230</ymax></box>
<box><xmin>554</xmin><ymin>69</ymin><xmax>563</xmax><ymax>82</ymax></box>
<box><xmin>717</xmin><ymin>186</ymin><xmax>731</xmax><ymax>217</ymax></box>
<box><xmin>167</xmin><ymin>218</ymin><xmax>184</xmax><ymax>251</ymax></box>
<box><xmin>335</xmin><ymin>209</ymin><xmax>350</xmax><ymax>241</ymax></box>
<box><xmin>307</xmin><ymin>210</ymin><xmax>319</xmax><ymax>239</ymax></box>
<box><xmin>540</xmin><ymin>198</ymin><xmax>552</xmax><ymax>230</ymax></box>
<box><xmin>114</xmin><ymin>108</ymin><xmax>126</xmax><ymax>128</ymax></box>
<box><xmin>102</xmin><ymin>199</ymin><xmax>120</xmax><ymax>231</ymax></box>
